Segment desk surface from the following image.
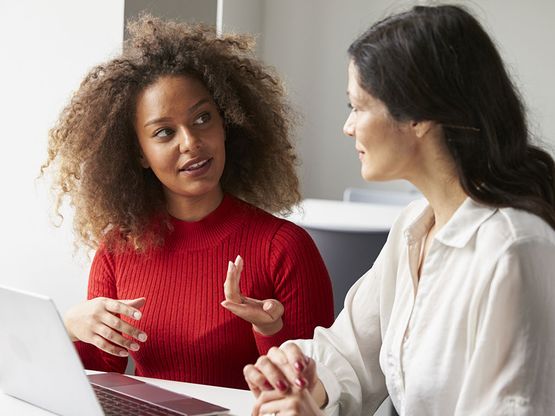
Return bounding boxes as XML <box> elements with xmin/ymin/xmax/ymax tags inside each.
<box><xmin>0</xmin><ymin>371</ymin><xmax>254</xmax><ymax>415</ymax></box>
<box><xmin>284</xmin><ymin>198</ymin><xmax>406</xmax><ymax>232</ymax></box>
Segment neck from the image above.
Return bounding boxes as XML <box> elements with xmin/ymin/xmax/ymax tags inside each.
<box><xmin>417</xmin><ymin>175</ymin><xmax>467</xmax><ymax>230</ymax></box>
<box><xmin>165</xmin><ymin>186</ymin><xmax>224</xmax><ymax>222</ymax></box>
<box><xmin>407</xmin><ymin>131</ymin><xmax>467</xmax><ymax>230</ymax></box>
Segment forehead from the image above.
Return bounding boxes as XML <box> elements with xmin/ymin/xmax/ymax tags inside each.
<box><xmin>347</xmin><ymin>61</ymin><xmax>383</xmax><ymax>105</ymax></box>
<box><xmin>136</xmin><ymin>75</ymin><xmax>211</xmax><ymax>112</ymax></box>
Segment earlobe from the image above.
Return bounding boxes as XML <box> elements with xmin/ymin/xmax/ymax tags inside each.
<box><xmin>139</xmin><ymin>155</ymin><xmax>150</xmax><ymax>169</ymax></box>
<box><xmin>412</xmin><ymin>120</ymin><xmax>434</xmax><ymax>139</ymax></box>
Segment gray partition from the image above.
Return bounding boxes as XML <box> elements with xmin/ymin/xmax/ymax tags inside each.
<box><xmin>302</xmin><ymin>227</ymin><xmax>388</xmax><ymax>318</ymax></box>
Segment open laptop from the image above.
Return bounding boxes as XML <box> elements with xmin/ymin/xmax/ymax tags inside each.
<box><xmin>0</xmin><ymin>285</ymin><xmax>230</xmax><ymax>416</ymax></box>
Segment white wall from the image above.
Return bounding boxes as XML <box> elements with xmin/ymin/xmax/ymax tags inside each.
<box><xmin>220</xmin><ymin>0</ymin><xmax>264</xmax><ymax>56</ymax></box>
<box><xmin>261</xmin><ymin>0</ymin><xmax>555</xmax><ymax>199</ymax></box>
<box><xmin>124</xmin><ymin>0</ymin><xmax>217</xmax><ymax>30</ymax></box>
<box><xmin>0</xmin><ymin>0</ymin><xmax>124</xmax><ymax>313</ymax></box>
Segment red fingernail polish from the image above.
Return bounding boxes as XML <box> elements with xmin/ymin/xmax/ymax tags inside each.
<box><xmin>264</xmin><ymin>381</ymin><xmax>273</xmax><ymax>390</ymax></box>
<box><xmin>295</xmin><ymin>377</ymin><xmax>307</xmax><ymax>388</ymax></box>
<box><xmin>277</xmin><ymin>380</ymin><xmax>288</xmax><ymax>391</ymax></box>
<box><xmin>294</xmin><ymin>360</ymin><xmax>305</xmax><ymax>372</ymax></box>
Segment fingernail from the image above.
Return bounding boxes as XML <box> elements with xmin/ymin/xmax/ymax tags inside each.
<box><xmin>276</xmin><ymin>380</ymin><xmax>288</xmax><ymax>391</ymax></box>
<box><xmin>228</xmin><ymin>261</ymin><xmax>234</xmax><ymax>272</ymax></box>
<box><xmin>235</xmin><ymin>255</ymin><xmax>241</xmax><ymax>264</ymax></box>
<box><xmin>133</xmin><ymin>311</ymin><xmax>142</xmax><ymax>319</ymax></box>
<box><xmin>294</xmin><ymin>360</ymin><xmax>305</xmax><ymax>372</ymax></box>
<box><xmin>138</xmin><ymin>333</ymin><xmax>147</xmax><ymax>342</ymax></box>
<box><xmin>295</xmin><ymin>377</ymin><xmax>307</xmax><ymax>388</ymax></box>
<box><xmin>263</xmin><ymin>302</ymin><xmax>273</xmax><ymax>311</ymax></box>
<box><xmin>119</xmin><ymin>350</ymin><xmax>129</xmax><ymax>357</ymax></box>
<box><xmin>130</xmin><ymin>343</ymin><xmax>140</xmax><ymax>351</ymax></box>
<box><xmin>263</xmin><ymin>381</ymin><xmax>273</xmax><ymax>390</ymax></box>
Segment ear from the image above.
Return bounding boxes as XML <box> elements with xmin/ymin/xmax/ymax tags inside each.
<box><xmin>139</xmin><ymin>153</ymin><xmax>150</xmax><ymax>169</ymax></box>
<box><xmin>410</xmin><ymin>120</ymin><xmax>435</xmax><ymax>139</ymax></box>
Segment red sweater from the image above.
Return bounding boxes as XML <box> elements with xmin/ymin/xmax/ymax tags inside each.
<box><xmin>75</xmin><ymin>195</ymin><xmax>334</xmax><ymax>389</ymax></box>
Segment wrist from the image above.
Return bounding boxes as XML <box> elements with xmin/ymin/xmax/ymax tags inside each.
<box><xmin>252</xmin><ymin>318</ymin><xmax>283</xmax><ymax>336</ymax></box>
<box><xmin>63</xmin><ymin>315</ymin><xmax>78</xmax><ymax>342</ymax></box>
<box><xmin>312</xmin><ymin>379</ymin><xmax>328</xmax><ymax>409</ymax></box>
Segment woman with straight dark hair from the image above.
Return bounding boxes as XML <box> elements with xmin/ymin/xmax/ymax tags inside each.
<box><xmin>243</xmin><ymin>4</ymin><xmax>555</xmax><ymax>415</ymax></box>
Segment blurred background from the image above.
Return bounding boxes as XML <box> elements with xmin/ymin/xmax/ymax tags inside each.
<box><xmin>0</xmin><ymin>0</ymin><xmax>553</xmax><ymax>335</ymax></box>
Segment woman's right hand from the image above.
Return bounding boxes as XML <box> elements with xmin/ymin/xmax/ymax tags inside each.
<box><xmin>243</xmin><ymin>343</ymin><xmax>327</xmax><ymax>409</ymax></box>
<box><xmin>64</xmin><ymin>297</ymin><xmax>147</xmax><ymax>357</ymax></box>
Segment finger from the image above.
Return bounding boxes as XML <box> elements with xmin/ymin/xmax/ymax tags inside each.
<box><xmin>221</xmin><ymin>300</ymin><xmax>272</xmax><ymax>324</ymax></box>
<box><xmin>95</xmin><ymin>323</ymin><xmax>140</xmax><ymax>352</ymax></box>
<box><xmin>100</xmin><ymin>313</ymin><xmax>148</xmax><ymax>342</ymax></box>
<box><xmin>255</xmin><ymin>355</ymin><xmax>291</xmax><ymax>393</ymax></box>
<box><xmin>90</xmin><ymin>333</ymin><xmax>129</xmax><ymax>357</ymax></box>
<box><xmin>253</xmin><ymin>390</ymin><xmax>288</xmax><ymax>416</ymax></box>
<box><xmin>282</xmin><ymin>343</ymin><xmax>312</xmax><ymax>388</ymax></box>
<box><xmin>120</xmin><ymin>297</ymin><xmax>146</xmax><ymax>309</ymax></box>
<box><xmin>243</xmin><ymin>364</ymin><xmax>272</xmax><ymax>398</ymax></box>
<box><xmin>267</xmin><ymin>346</ymin><xmax>304</xmax><ymax>389</ymax></box>
<box><xmin>104</xmin><ymin>298</ymin><xmax>144</xmax><ymax>320</ymax></box>
<box><xmin>261</xmin><ymin>299</ymin><xmax>284</xmax><ymax>321</ymax></box>
<box><xmin>223</xmin><ymin>261</ymin><xmax>242</xmax><ymax>303</ymax></box>
<box><xmin>234</xmin><ymin>255</ymin><xmax>244</xmax><ymax>274</ymax></box>
<box><xmin>282</xmin><ymin>343</ymin><xmax>310</xmax><ymax>372</ymax></box>
<box><xmin>241</xmin><ymin>297</ymin><xmax>285</xmax><ymax>322</ymax></box>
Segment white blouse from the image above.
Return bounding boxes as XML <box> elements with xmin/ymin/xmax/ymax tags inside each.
<box><xmin>295</xmin><ymin>198</ymin><xmax>555</xmax><ymax>415</ymax></box>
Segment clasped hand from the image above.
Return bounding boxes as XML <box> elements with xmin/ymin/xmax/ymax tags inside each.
<box><xmin>221</xmin><ymin>255</ymin><xmax>284</xmax><ymax>336</ymax></box>
<box><xmin>244</xmin><ymin>343</ymin><xmax>325</xmax><ymax>416</ymax></box>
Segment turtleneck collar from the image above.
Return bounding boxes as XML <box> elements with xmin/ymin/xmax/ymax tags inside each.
<box><xmin>165</xmin><ymin>194</ymin><xmax>250</xmax><ymax>250</ymax></box>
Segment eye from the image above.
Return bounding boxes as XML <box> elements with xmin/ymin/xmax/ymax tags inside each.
<box><xmin>193</xmin><ymin>112</ymin><xmax>212</xmax><ymax>126</ymax></box>
<box><xmin>347</xmin><ymin>103</ymin><xmax>357</xmax><ymax>112</ymax></box>
<box><xmin>153</xmin><ymin>128</ymin><xmax>174</xmax><ymax>138</ymax></box>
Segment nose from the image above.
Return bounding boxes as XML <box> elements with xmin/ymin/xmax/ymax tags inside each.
<box><xmin>343</xmin><ymin>112</ymin><xmax>355</xmax><ymax>137</ymax></box>
<box><xmin>178</xmin><ymin>127</ymin><xmax>201</xmax><ymax>153</ymax></box>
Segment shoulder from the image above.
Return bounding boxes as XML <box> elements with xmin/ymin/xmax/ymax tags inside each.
<box><xmin>479</xmin><ymin>206</ymin><xmax>555</xmax><ymax>250</ymax></box>
<box><xmin>232</xmin><ymin>196</ymin><xmax>310</xmax><ymax>239</ymax></box>
<box><xmin>472</xmin><ymin>208</ymin><xmax>555</xmax><ymax>299</ymax></box>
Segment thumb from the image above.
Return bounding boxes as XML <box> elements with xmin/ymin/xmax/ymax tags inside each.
<box><xmin>120</xmin><ymin>297</ymin><xmax>146</xmax><ymax>308</ymax></box>
<box><xmin>261</xmin><ymin>299</ymin><xmax>284</xmax><ymax>321</ymax></box>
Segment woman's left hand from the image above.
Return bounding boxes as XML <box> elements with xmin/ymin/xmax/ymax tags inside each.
<box><xmin>253</xmin><ymin>389</ymin><xmax>325</xmax><ymax>416</ymax></box>
<box><xmin>221</xmin><ymin>255</ymin><xmax>284</xmax><ymax>336</ymax></box>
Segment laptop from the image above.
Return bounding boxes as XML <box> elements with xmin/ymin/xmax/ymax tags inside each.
<box><xmin>0</xmin><ymin>285</ymin><xmax>230</xmax><ymax>416</ymax></box>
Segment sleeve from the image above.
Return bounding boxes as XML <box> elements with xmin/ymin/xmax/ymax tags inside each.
<box><xmin>253</xmin><ymin>221</ymin><xmax>335</xmax><ymax>354</ymax></box>
<box><xmin>74</xmin><ymin>247</ymin><xmax>128</xmax><ymax>373</ymax></box>
<box><xmin>454</xmin><ymin>237</ymin><xmax>555</xmax><ymax>415</ymax></box>
<box><xmin>294</xmin><ymin>242</ymin><xmax>390</xmax><ymax>416</ymax></box>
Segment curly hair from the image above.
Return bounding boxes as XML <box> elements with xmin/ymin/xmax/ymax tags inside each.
<box><xmin>42</xmin><ymin>15</ymin><xmax>300</xmax><ymax>252</ymax></box>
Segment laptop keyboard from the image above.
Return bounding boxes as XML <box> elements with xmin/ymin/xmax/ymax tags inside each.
<box><xmin>92</xmin><ymin>384</ymin><xmax>184</xmax><ymax>416</ymax></box>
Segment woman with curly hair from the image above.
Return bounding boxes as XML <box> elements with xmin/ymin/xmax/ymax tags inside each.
<box><xmin>42</xmin><ymin>16</ymin><xmax>334</xmax><ymax>389</ymax></box>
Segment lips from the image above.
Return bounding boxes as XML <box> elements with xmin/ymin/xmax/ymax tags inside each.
<box><xmin>178</xmin><ymin>157</ymin><xmax>212</xmax><ymax>172</ymax></box>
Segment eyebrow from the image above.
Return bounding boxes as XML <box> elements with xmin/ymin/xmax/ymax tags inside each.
<box><xmin>143</xmin><ymin>98</ymin><xmax>211</xmax><ymax>128</ymax></box>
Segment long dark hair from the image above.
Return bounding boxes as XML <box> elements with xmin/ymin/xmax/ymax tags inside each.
<box><xmin>349</xmin><ymin>5</ymin><xmax>555</xmax><ymax>229</ymax></box>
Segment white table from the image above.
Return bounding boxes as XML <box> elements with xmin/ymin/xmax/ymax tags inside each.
<box><xmin>284</xmin><ymin>198</ymin><xmax>405</xmax><ymax>232</ymax></box>
<box><xmin>0</xmin><ymin>371</ymin><xmax>254</xmax><ymax>415</ymax></box>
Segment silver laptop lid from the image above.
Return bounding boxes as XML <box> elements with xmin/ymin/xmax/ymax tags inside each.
<box><xmin>0</xmin><ymin>285</ymin><xmax>104</xmax><ymax>416</ymax></box>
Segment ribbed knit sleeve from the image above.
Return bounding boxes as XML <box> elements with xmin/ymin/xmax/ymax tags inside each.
<box><xmin>253</xmin><ymin>221</ymin><xmax>334</xmax><ymax>354</ymax></box>
<box><xmin>74</xmin><ymin>248</ymin><xmax>128</xmax><ymax>373</ymax></box>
